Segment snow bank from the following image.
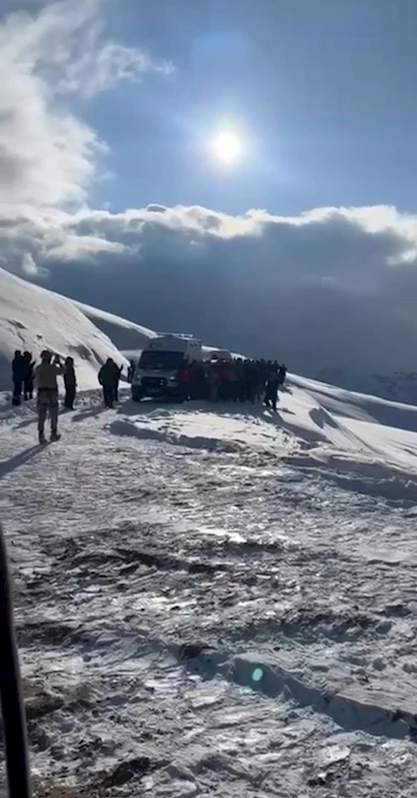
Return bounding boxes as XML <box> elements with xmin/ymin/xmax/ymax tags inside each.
<box><xmin>113</xmin><ymin>377</ymin><xmax>417</xmax><ymax>479</ymax></box>
<box><xmin>0</xmin><ymin>267</ymin><xmax>127</xmax><ymax>390</ymax></box>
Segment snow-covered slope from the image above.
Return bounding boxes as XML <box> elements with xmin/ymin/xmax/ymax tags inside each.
<box><xmin>0</xmin><ymin>267</ymin><xmax>127</xmax><ymax>389</ymax></box>
<box><xmin>3</xmin><ymin>377</ymin><xmax>417</xmax><ymax>796</ymax></box>
<box><xmin>69</xmin><ymin>298</ymin><xmax>242</xmax><ymax>361</ymax></box>
<box><xmin>69</xmin><ymin>297</ymin><xmax>156</xmax><ymax>352</ymax></box>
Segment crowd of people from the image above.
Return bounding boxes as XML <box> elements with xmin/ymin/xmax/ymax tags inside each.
<box><xmin>11</xmin><ymin>350</ymin><xmax>74</xmax><ymax>443</ymax></box>
<box><xmin>10</xmin><ymin>350</ymin><xmax>122</xmax><ymax>443</ymax></box>
<box><xmin>10</xmin><ymin>349</ymin><xmax>287</xmax><ymax>444</ymax></box>
<box><xmin>11</xmin><ymin>350</ymin><xmax>35</xmax><ymax>404</ymax></box>
<box><xmin>11</xmin><ymin>350</ymin><xmax>77</xmax><ymax>410</ymax></box>
<box><xmin>175</xmin><ymin>359</ymin><xmax>287</xmax><ymax>410</ymax></box>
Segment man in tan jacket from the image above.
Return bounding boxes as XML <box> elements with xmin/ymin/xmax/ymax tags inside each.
<box><xmin>35</xmin><ymin>350</ymin><xmax>65</xmax><ymax>444</ymax></box>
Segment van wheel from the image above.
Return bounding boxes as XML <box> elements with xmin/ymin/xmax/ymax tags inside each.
<box><xmin>131</xmin><ymin>390</ymin><xmax>143</xmax><ymax>402</ymax></box>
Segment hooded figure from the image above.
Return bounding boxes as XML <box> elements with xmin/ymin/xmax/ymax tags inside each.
<box><xmin>35</xmin><ymin>351</ymin><xmax>65</xmax><ymax>443</ymax></box>
<box><xmin>11</xmin><ymin>351</ymin><xmax>25</xmax><ymax>405</ymax></box>
<box><xmin>64</xmin><ymin>357</ymin><xmax>77</xmax><ymax>410</ymax></box>
<box><xmin>98</xmin><ymin>359</ymin><xmax>117</xmax><ymax>408</ymax></box>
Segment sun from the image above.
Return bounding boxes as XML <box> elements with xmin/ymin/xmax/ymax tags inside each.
<box><xmin>210</xmin><ymin>129</ymin><xmax>244</xmax><ymax>166</ymax></box>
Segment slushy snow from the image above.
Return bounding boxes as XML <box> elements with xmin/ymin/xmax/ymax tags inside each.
<box><xmin>0</xmin><ymin>267</ymin><xmax>127</xmax><ymax>390</ymax></box>
<box><xmin>2</xmin><ymin>368</ymin><xmax>417</xmax><ymax>796</ymax></box>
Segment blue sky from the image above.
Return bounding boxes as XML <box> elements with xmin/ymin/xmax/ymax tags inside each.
<box><xmin>84</xmin><ymin>0</ymin><xmax>417</xmax><ymax>215</ymax></box>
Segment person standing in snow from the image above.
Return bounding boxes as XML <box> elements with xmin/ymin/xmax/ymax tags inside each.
<box><xmin>98</xmin><ymin>359</ymin><xmax>117</xmax><ymax>408</ymax></box>
<box><xmin>22</xmin><ymin>351</ymin><xmax>35</xmax><ymax>401</ymax></box>
<box><xmin>11</xmin><ymin>351</ymin><xmax>25</xmax><ymax>406</ymax></box>
<box><xmin>208</xmin><ymin>364</ymin><xmax>220</xmax><ymax>402</ymax></box>
<box><xmin>63</xmin><ymin>357</ymin><xmax>77</xmax><ymax>410</ymax></box>
<box><xmin>112</xmin><ymin>362</ymin><xmax>123</xmax><ymax>403</ymax></box>
<box><xmin>255</xmin><ymin>361</ymin><xmax>265</xmax><ymax>402</ymax></box>
<box><xmin>264</xmin><ymin>369</ymin><xmax>279</xmax><ymax>411</ymax></box>
<box><xmin>278</xmin><ymin>364</ymin><xmax>287</xmax><ymax>388</ymax></box>
<box><xmin>35</xmin><ymin>351</ymin><xmax>65</xmax><ymax>444</ymax></box>
<box><xmin>178</xmin><ymin>362</ymin><xmax>192</xmax><ymax>401</ymax></box>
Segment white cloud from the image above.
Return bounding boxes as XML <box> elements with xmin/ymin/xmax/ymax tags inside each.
<box><xmin>2</xmin><ymin>201</ymin><xmax>417</xmax><ymax>394</ymax></box>
<box><xmin>0</xmin><ymin>0</ymin><xmax>172</xmax><ymax>206</ymax></box>
<box><xmin>46</xmin><ymin>232</ymin><xmax>128</xmax><ymax>260</ymax></box>
<box><xmin>59</xmin><ymin>40</ymin><xmax>174</xmax><ymax>100</ymax></box>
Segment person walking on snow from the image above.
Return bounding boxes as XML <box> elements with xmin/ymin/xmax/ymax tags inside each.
<box><xmin>63</xmin><ymin>357</ymin><xmax>77</xmax><ymax>410</ymax></box>
<box><xmin>35</xmin><ymin>351</ymin><xmax>65</xmax><ymax>444</ymax></box>
<box><xmin>98</xmin><ymin>359</ymin><xmax>117</xmax><ymax>408</ymax></box>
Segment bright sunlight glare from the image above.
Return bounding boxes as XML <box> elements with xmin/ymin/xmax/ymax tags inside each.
<box><xmin>210</xmin><ymin>129</ymin><xmax>245</xmax><ymax>167</ymax></box>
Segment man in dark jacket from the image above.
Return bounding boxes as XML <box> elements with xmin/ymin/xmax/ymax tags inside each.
<box><xmin>98</xmin><ymin>359</ymin><xmax>117</xmax><ymax>408</ymax></box>
<box><xmin>264</xmin><ymin>369</ymin><xmax>279</xmax><ymax>411</ymax></box>
<box><xmin>11</xmin><ymin>351</ymin><xmax>25</xmax><ymax>405</ymax></box>
<box><xmin>64</xmin><ymin>357</ymin><xmax>77</xmax><ymax>409</ymax></box>
<box><xmin>112</xmin><ymin>362</ymin><xmax>123</xmax><ymax>402</ymax></box>
<box><xmin>278</xmin><ymin>364</ymin><xmax>287</xmax><ymax>388</ymax></box>
<box><xmin>22</xmin><ymin>351</ymin><xmax>35</xmax><ymax>400</ymax></box>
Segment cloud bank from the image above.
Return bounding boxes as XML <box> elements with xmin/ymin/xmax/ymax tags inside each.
<box><xmin>3</xmin><ymin>201</ymin><xmax>417</xmax><ymax>391</ymax></box>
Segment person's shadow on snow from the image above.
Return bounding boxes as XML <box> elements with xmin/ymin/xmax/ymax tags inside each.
<box><xmin>72</xmin><ymin>405</ymin><xmax>109</xmax><ymax>422</ymax></box>
<box><xmin>0</xmin><ymin>445</ymin><xmax>43</xmax><ymax>478</ymax></box>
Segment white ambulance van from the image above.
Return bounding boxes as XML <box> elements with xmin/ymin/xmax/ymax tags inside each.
<box><xmin>131</xmin><ymin>333</ymin><xmax>203</xmax><ymax>401</ymax></box>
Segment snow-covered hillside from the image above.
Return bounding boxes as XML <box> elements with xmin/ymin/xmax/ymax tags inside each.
<box><xmin>69</xmin><ymin>297</ymin><xmax>156</xmax><ymax>353</ymax></box>
<box><xmin>69</xmin><ymin>298</ymin><xmax>241</xmax><ymax>362</ymax></box>
<box><xmin>0</xmin><ymin>268</ymin><xmax>127</xmax><ymax>390</ymax></box>
<box><xmin>3</xmin><ymin>377</ymin><xmax>417</xmax><ymax>796</ymax></box>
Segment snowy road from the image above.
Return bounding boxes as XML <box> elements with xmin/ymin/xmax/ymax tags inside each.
<box><xmin>2</xmin><ymin>387</ymin><xmax>417</xmax><ymax>796</ymax></box>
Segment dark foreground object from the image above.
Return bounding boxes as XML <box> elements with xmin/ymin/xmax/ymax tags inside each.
<box><xmin>0</xmin><ymin>522</ymin><xmax>32</xmax><ymax>798</ymax></box>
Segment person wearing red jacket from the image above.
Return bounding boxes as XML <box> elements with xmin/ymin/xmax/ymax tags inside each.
<box><xmin>178</xmin><ymin>363</ymin><xmax>192</xmax><ymax>401</ymax></box>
